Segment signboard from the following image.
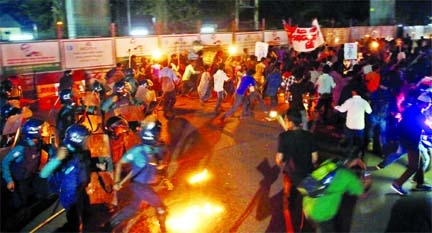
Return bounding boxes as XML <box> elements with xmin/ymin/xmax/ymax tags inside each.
<box><xmin>321</xmin><ymin>28</ymin><xmax>350</xmax><ymax>45</ymax></box>
<box><xmin>160</xmin><ymin>34</ymin><xmax>199</xmax><ymax>55</ymax></box>
<box><xmin>200</xmin><ymin>33</ymin><xmax>232</xmax><ymax>46</ymax></box>
<box><xmin>115</xmin><ymin>36</ymin><xmax>159</xmax><ymax>58</ymax></box>
<box><xmin>344</xmin><ymin>43</ymin><xmax>358</xmax><ymax>60</ymax></box>
<box><xmin>1</xmin><ymin>42</ymin><xmax>61</xmax><ymax>75</ymax></box>
<box><xmin>236</xmin><ymin>32</ymin><xmax>262</xmax><ymax>49</ymax></box>
<box><xmin>264</xmin><ymin>30</ymin><xmax>288</xmax><ymax>45</ymax></box>
<box><xmin>62</xmin><ymin>39</ymin><xmax>115</xmax><ymax>69</ymax></box>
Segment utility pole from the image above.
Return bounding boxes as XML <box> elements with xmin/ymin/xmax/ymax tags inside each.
<box><xmin>127</xmin><ymin>0</ymin><xmax>131</xmax><ymax>35</ymax></box>
<box><xmin>236</xmin><ymin>0</ymin><xmax>259</xmax><ymax>31</ymax></box>
<box><xmin>254</xmin><ymin>0</ymin><xmax>259</xmax><ymax>30</ymax></box>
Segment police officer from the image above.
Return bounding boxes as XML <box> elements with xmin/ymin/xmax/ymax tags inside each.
<box><xmin>56</xmin><ymin>89</ymin><xmax>78</xmax><ymax>141</ymax></box>
<box><xmin>101</xmin><ymin>79</ymin><xmax>135</xmax><ymax>113</ymax></box>
<box><xmin>111</xmin><ymin>119</ymin><xmax>168</xmax><ymax>233</ymax></box>
<box><xmin>2</xmin><ymin>119</ymin><xmax>54</xmax><ymax>210</ymax></box>
<box><xmin>40</xmin><ymin>124</ymin><xmax>92</xmax><ymax>232</ymax></box>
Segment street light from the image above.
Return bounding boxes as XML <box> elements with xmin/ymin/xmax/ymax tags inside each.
<box><xmin>56</xmin><ymin>21</ymin><xmax>63</xmax><ymax>39</ymax></box>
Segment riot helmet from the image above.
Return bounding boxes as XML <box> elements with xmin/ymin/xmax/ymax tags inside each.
<box><xmin>59</xmin><ymin>89</ymin><xmax>73</xmax><ymax>104</ymax></box>
<box><xmin>63</xmin><ymin>124</ymin><xmax>90</xmax><ymax>152</ymax></box>
<box><xmin>114</xmin><ymin>80</ymin><xmax>127</xmax><ymax>95</ymax></box>
<box><xmin>140</xmin><ymin>120</ymin><xmax>162</xmax><ymax>145</ymax></box>
<box><xmin>124</xmin><ymin>68</ymin><xmax>134</xmax><ymax>78</ymax></box>
<box><xmin>22</xmin><ymin>118</ymin><xmax>45</xmax><ymax>140</ymax></box>
<box><xmin>105</xmin><ymin>115</ymin><xmax>129</xmax><ymax>139</ymax></box>
<box><xmin>93</xmin><ymin>81</ymin><xmax>103</xmax><ymax>92</ymax></box>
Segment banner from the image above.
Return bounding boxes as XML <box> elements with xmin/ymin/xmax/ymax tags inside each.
<box><xmin>62</xmin><ymin>39</ymin><xmax>114</xmax><ymax>69</ymax></box>
<box><xmin>160</xmin><ymin>34</ymin><xmax>199</xmax><ymax>55</ymax></box>
<box><xmin>200</xmin><ymin>33</ymin><xmax>232</xmax><ymax>46</ymax></box>
<box><xmin>116</xmin><ymin>37</ymin><xmax>159</xmax><ymax>58</ymax></box>
<box><xmin>236</xmin><ymin>32</ymin><xmax>262</xmax><ymax>53</ymax></box>
<box><xmin>1</xmin><ymin>42</ymin><xmax>61</xmax><ymax>75</ymax></box>
<box><xmin>264</xmin><ymin>30</ymin><xmax>289</xmax><ymax>45</ymax></box>
<box><xmin>283</xmin><ymin>19</ymin><xmax>325</xmax><ymax>52</ymax></box>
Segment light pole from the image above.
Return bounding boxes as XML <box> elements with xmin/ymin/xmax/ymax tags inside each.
<box><xmin>56</xmin><ymin>21</ymin><xmax>63</xmax><ymax>39</ymax></box>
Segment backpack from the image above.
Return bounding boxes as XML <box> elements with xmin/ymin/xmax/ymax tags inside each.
<box><xmin>297</xmin><ymin>159</ymin><xmax>338</xmax><ymax>197</ymax></box>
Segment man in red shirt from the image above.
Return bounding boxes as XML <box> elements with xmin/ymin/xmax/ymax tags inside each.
<box><xmin>364</xmin><ymin>64</ymin><xmax>380</xmax><ymax>94</ymax></box>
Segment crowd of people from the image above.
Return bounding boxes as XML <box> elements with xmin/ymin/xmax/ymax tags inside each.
<box><xmin>1</xmin><ymin>33</ymin><xmax>431</xmax><ymax>232</ymax></box>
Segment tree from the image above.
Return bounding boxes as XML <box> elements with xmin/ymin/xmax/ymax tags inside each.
<box><xmin>0</xmin><ymin>0</ymin><xmax>56</xmax><ymax>39</ymax></box>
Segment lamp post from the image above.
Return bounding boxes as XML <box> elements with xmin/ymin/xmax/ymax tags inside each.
<box><xmin>56</xmin><ymin>21</ymin><xmax>63</xmax><ymax>39</ymax></box>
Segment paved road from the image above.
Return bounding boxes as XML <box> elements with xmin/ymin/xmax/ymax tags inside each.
<box><xmin>20</xmin><ymin>95</ymin><xmax>432</xmax><ymax>232</ymax></box>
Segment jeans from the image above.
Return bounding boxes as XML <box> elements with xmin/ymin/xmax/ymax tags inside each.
<box><xmin>300</xmin><ymin>109</ymin><xmax>308</xmax><ymax>131</ymax></box>
<box><xmin>245</xmin><ymin>91</ymin><xmax>267</xmax><ymax>114</ymax></box>
<box><xmin>344</xmin><ymin>127</ymin><xmax>365</xmax><ymax>158</ymax></box>
<box><xmin>367</xmin><ymin>114</ymin><xmax>388</xmax><ymax>150</ymax></box>
<box><xmin>315</xmin><ymin>93</ymin><xmax>333</xmax><ymax>122</ymax></box>
<box><xmin>214</xmin><ymin>91</ymin><xmax>224</xmax><ymax>112</ymax></box>
<box><xmin>223</xmin><ymin>94</ymin><xmax>248</xmax><ymax>118</ymax></box>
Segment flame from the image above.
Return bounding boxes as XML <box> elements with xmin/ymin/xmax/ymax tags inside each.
<box><xmin>166</xmin><ymin>201</ymin><xmax>224</xmax><ymax>232</ymax></box>
<box><xmin>188</xmin><ymin>169</ymin><xmax>209</xmax><ymax>184</ymax></box>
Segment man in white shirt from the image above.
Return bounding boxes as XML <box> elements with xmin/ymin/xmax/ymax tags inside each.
<box><xmin>315</xmin><ymin>65</ymin><xmax>336</xmax><ymax>123</ymax></box>
<box><xmin>159</xmin><ymin>59</ymin><xmax>180</xmax><ymax>119</ymax></box>
<box><xmin>334</xmin><ymin>88</ymin><xmax>372</xmax><ymax>159</ymax></box>
<box><xmin>213</xmin><ymin>63</ymin><xmax>230</xmax><ymax>113</ymax></box>
<box><xmin>181</xmin><ymin>60</ymin><xmax>200</xmax><ymax>97</ymax></box>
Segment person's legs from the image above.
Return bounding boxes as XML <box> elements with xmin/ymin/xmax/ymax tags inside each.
<box><xmin>163</xmin><ymin>90</ymin><xmax>176</xmax><ymax>118</ymax></box>
<box><xmin>322</xmin><ymin>97</ymin><xmax>332</xmax><ymax>122</ymax></box>
<box><xmin>354</xmin><ymin>129</ymin><xmax>365</xmax><ymax>158</ymax></box>
<box><xmin>241</xmin><ymin>95</ymin><xmax>252</xmax><ymax>116</ymax></box>
<box><xmin>393</xmin><ymin>149</ymin><xmax>420</xmax><ymax>191</ymax></box>
<box><xmin>223</xmin><ymin>94</ymin><xmax>244</xmax><ymax>119</ymax></box>
<box><xmin>318</xmin><ymin>218</ymin><xmax>336</xmax><ymax>233</ymax></box>
<box><xmin>268</xmin><ymin>92</ymin><xmax>278</xmax><ymax>107</ymax></box>
<box><xmin>367</xmin><ymin>114</ymin><xmax>378</xmax><ymax>151</ymax></box>
<box><xmin>214</xmin><ymin>91</ymin><xmax>224</xmax><ymax>112</ymax></box>
<box><xmin>300</xmin><ymin>110</ymin><xmax>308</xmax><ymax>131</ymax></box>
<box><xmin>377</xmin><ymin>144</ymin><xmax>406</xmax><ymax>168</ymax></box>
<box><xmin>283</xmin><ymin>175</ymin><xmax>304</xmax><ymax>233</ymax></box>
<box><xmin>344</xmin><ymin>127</ymin><xmax>355</xmax><ymax>154</ymax></box>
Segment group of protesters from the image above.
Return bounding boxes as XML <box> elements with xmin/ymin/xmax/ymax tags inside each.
<box><xmin>1</xmin><ymin>31</ymin><xmax>432</xmax><ymax>232</ymax></box>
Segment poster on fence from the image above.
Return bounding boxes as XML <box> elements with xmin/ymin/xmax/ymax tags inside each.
<box><xmin>236</xmin><ymin>32</ymin><xmax>262</xmax><ymax>53</ymax></box>
<box><xmin>200</xmin><ymin>33</ymin><xmax>232</xmax><ymax>46</ymax></box>
<box><xmin>1</xmin><ymin>42</ymin><xmax>61</xmax><ymax>75</ymax></box>
<box><xmin>161</xmin><ymin>34</ymin><xmax>200</xmax><ymax>55</ymax></box>
<box><xmin>62</xmin><ymin>39</ymin><xmax>114</xmax><ymax>69</ymax></box>
<box><xmin>321</xmin><ymin>28</ymin><xmax>350</xmax><ymax>46</ymax></box>
<box><xmin>116</xmin><ymin>36</ymin><xmax>159</xmax><ymax>58</ymax></box>
<box><xmin>264</xmin><ymin>30</ymin><xmax>289</xmax><ymax>45</ymax></box>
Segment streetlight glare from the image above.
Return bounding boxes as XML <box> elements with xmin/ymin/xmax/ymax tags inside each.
<box><xmin>228</xmin><ymin>45</ymin><xmax>237</xmax><ymax>56</ymax></box>
<box><xmin>130</xmin><ymin>28</ymin><xmax>149</xmax><ymax>36</ymax></box>
<box><xmin>200</xmin><ymin>26</ymin><xmax>215</xmax><ymax>34</ymax></box>
<box><xmin>9</xmin><ymin>34</ymin><xmax>34</xmax><ymax>41</ymax></box>
<box><xmin>152</xmin><ymin>48</ymin><xmax>163</xmax><ymax>60</ymax></box>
